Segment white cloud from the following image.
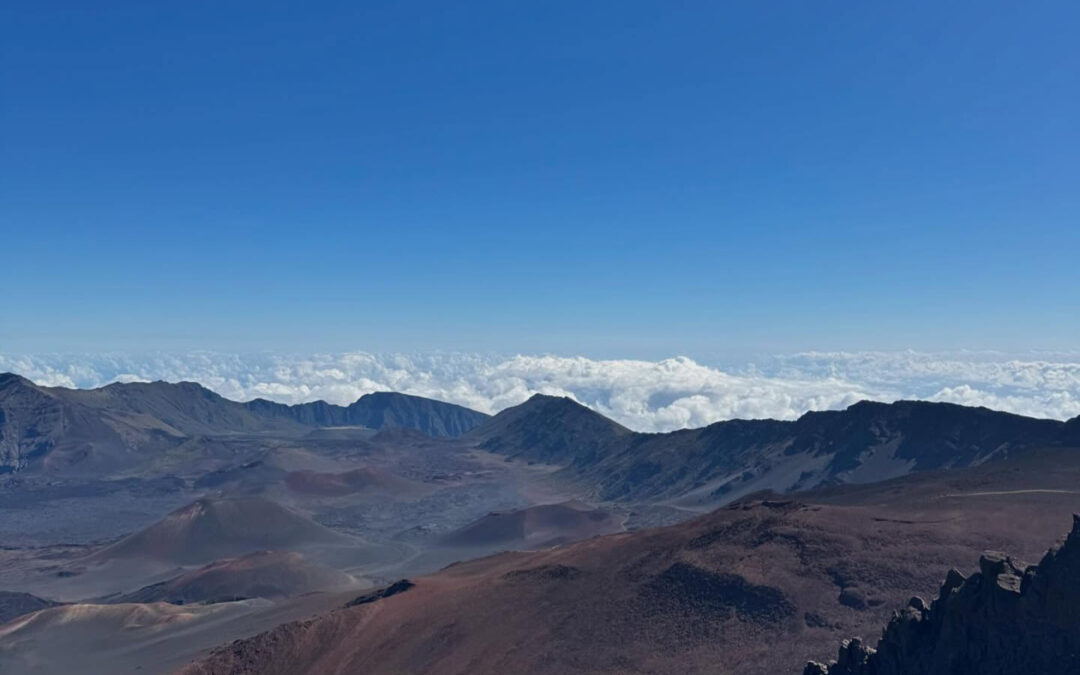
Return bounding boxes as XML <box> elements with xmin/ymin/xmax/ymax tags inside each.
<box><xmin>2</xmin><ymin>350</ymin><xmax>1078</xmax><ymax>432</ymax></box>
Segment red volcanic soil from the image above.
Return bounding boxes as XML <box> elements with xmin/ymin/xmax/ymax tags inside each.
<box><xmin>439</xmin><ymin>501</ymin><xmax>624</xmax><ymax>548</ymax></box>
<box><xmin>180</xmin><ymin>449</ymin><xmax>1080</xmax><ymax>675</ymax></box>
<box><xmin>97</xmin><ymin>497</ymin><xmax>352</xmax><ymax>565</ymax></box>
<box><xmin>115</xmin><ymin>551</ymin><xmax>355</xmax><ymax>604</ymax></box>
<box><xmin>283</xmin><ymin>467</ymin><xmax>426</xmax><ymax>498</ymax></box>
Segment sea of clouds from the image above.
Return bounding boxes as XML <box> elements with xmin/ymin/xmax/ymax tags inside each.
<box><xmin>2</xmin><ymin>351</ymin><xmax>1079</xmax><ymax>432</ymax></box>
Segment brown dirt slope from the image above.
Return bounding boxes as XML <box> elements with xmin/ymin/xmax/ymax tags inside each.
<box><xmin>97</xmin><ymin>497</ymin><xmax>352</xmax><ymax>565</ymax></box>
<box><xmin>113</xmin><ymin>550</ymin><xmax>355</xmax><ymax>604</ymax></box>
<box><xmin>180</xmin><ymin>449</ymin><xmax>1080</xmax><ymax>675</ymax></box>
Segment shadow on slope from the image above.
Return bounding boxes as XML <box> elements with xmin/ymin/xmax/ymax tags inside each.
<box><xmin>110</xmin><ymin>550</ymin><xmax>357</xmax><ymax>604</ymax></box>
<box><xmin>438</xmin><ymin>500</ymin><xmax>625</xmax><ymax>549</ymax></box>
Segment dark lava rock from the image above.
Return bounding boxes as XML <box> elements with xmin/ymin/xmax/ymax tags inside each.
<box><xmin>804</xmin><ymin>612</ymin><xmax>840</xmax><ymax>629</ymax></box>
<box><xmin>838</xmin><ymin>587</ymin><xmax>869</xmax><ymax>611</ymax></box>
<box><xmin>344</xmin><ymin>579</ymin><xmax>415</xmax><ymax>608</ymax></box>
<box><xmin>645</xmin><ymin>562</ymin><xmax>794</xmax><ymax>623</ymax></box>
<box><xmin>503</xmin><ymin>564</ymin><xmax>582</xmax><ymax>582</ymax></box>
<box><xmin>805</xmin><ymin>514</ymin><xmax>1080</xmax><ymax>675</ymax></box>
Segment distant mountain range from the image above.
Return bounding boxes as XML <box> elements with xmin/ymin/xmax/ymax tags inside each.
<box><xmin>4</xmin><ymin>374</ymin><xmax>1080</xmax><ymax>503</ymax></box>
<box><xmin>6</xmin><ymin>374</ymin><xmax>1080</xmax><ymax>675</ymax></box>
<box><xmin>472</xmin><ymin>394</ymin><xmax>1080</xmax><ymax>503</ymax></box>
<box><xmin>242</xmin><ymin>391</ymin><xmax>487</xmax><ymax>437</ymax></box>
<box><xmin>0</xmin><ymin>373</ymin><xmax>488</xmax><ymax>473</ymax></box>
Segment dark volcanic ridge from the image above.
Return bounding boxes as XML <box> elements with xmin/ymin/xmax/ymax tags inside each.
<box><xmin>344</xmin><ymin>579</ymin><xmax>415</xmax><ymax>607</ymax></box>
<box><xmin>468</xmin><ymin>394</ymin><xmax>1080</xmax><ymax>504</ymax></box>
<box><xmin>806</xmin><ymin>515</ymin><xmax>1080</xmax><ymax>675</ymax></box>
<box><xmin>242</xmin><ymin>391</ymin><xmax>488</xmax><ymax>438</ymax></box>
<box><xmin>0</xmin><ymin>373</ymin><xmax>488</xmax><ymax>473</ymax></box>
<box><xmin>6</xmin><ymin>372</ymin><xmax>1080</xmax><ymax>510</ymax></box>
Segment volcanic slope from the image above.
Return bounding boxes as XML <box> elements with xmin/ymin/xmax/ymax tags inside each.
<box><xmin>0</xmin><ymin>590</ymin><xmax>62</xmax><ymax>624</ymax></box>
<box><xmin>283</xmin><ymin>467</ymin><xmax>430</xmax><ymax>499</ymax></box>
<box><xmin>467</xmin><ymin>394</ymin><xmax>632</xmax><ymax>465</ymax></box>
<box><xmin>180</xmin><ymin>448</ymin><xmax>1080</xmax><ymax>675</ymax></box>
<box><xmin>96</xmin><ymin>497</ymin><xmax>354</xmax><ymax>565</ymax></box>
<box><xmin>0</xmin><ymin>589</ymin><xmax>361</xmax><ymax>675</ymax></box>
<box><xmin>806</xmin><ymin>513</ymin><xmax>1080</xmax><ymax>675</ymax></box>
<box><xmin>112</xmin><ymin>550</ymin><xmax>356</xmax><ymax>604</ymax></box>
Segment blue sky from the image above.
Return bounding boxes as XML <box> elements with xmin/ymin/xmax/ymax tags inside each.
<box><xmin>2</xmin><ymin>1</ymin><xmax>1078</xmax><ymax>358</ymax></box>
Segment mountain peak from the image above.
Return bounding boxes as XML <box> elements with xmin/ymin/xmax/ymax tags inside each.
<box><xmin>523</xmin><ymin>392</ymin><xmax>581</xmax><ymax>405</ymax></box>
<box><xmin>0</xmin><ymin>372</ymin><xmax>34</xmax><ymax>390</ymax></box>
<box><xmin>505</xmin><ymin>393</ymin><xmax>615</xmax><ymax>417</ymax></box>
<box><xmin>469</xmin><ymin>394</ymin><xmax>629</xmax><ymax>465</ymax></box>
<box><xmin>345</xmin><ymin>391</ymin><xmax>489</xmax><ymax>437</ymax></box>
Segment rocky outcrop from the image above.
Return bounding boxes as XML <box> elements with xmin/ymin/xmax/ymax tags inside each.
<box><xmin>645</xmin><ymin>562</ymin><xmax>795</xmax><ymax>623</ymax></box>
<box><xmin>805</xmin><ymin>515</ymin><xmax>1080</xmax><ymax>675</ymax></box>
<box><xmin>343</xmin><ymin>579</ymin><xmax>414</xmax><ymax>607</ymax></box>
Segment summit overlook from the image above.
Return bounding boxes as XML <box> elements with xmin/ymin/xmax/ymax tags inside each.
<box><xmin>3</xmin><ymin>0</ymin><xmax>1077</xmax><ymax>672</ymax></box>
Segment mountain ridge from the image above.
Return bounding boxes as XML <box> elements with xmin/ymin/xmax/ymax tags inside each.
<box><xmin>5</xmin><ymin>372</ymin><xmax>1079</xmax><ymax>504</ymax></box>
<box><xmin>469</xmin><ymin>396</ymin><xmax>1072</xmax><ymax>503</ymax></box>
<box><xmin>242</xmin><ymin>390</ymin><xmax>488</xmax><ymax>437</ymax></box>
<box><xmin>0</xmin><ymin>373</ymin><xmax>490</xmax><ymax>473</ymax></box>
<box><xmin>466</xmin><ymin>394</ymin><xmax>631</xmax><ymax>465</ymax></box>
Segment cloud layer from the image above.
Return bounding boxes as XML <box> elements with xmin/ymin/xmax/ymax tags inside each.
<box><xmin>2</xmin><ymin>351</ymin><xmax>1079</xmax><ymax>432</ymax></box>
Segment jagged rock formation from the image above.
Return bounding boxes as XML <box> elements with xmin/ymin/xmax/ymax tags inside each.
<box><xmin>343</xmin><ymin>579</ymin><xmax>414</xmax><ymax>607</ymax></box>
<box><xmin>805</xmin><ymin>515</ymin><xmax>1080</xmax><ymax>675</ymax></box>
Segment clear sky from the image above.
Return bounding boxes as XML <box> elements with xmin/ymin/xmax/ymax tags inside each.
<box><xmin>2</xmin><ymin>1</ymin><xmax>1078</xmax><ymax>358</ymax></box>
